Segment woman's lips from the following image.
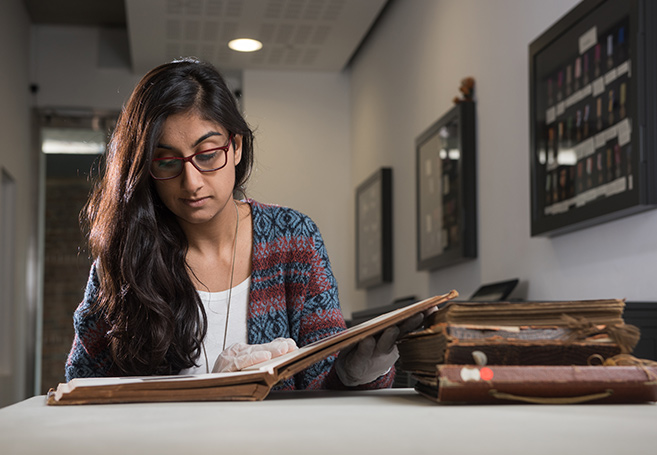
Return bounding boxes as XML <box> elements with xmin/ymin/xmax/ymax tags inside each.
<box><xmin>182</xmin><ymin>196</ymin><xmax>209</xmax><ymax>208</ymax></box>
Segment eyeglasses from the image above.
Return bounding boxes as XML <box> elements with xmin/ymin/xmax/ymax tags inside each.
<box><xmin>150</xmin><ymin>134</ymin><xmax>234</xmax><ymax>180</ymax></box>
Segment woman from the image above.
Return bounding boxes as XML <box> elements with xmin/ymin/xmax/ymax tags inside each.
<box><xmin>66</xmin><ymin>58</ymin><xmax>410</xmax><ymax>390</ymax></box>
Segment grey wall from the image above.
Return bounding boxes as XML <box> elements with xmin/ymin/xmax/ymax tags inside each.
<box><xmin>0</xmin><ymin>0</ymin><xmax>34</xmax><ymax>407</ymax></box>
<box><xmin>243</xmin><ymin>70</ymin><xmax>356</xmax><ymax>310</ymax></box>
<box><xmin>350</xmin><ymin>0</ymin><xmax>657</xmax><ymax>310</ymax></box>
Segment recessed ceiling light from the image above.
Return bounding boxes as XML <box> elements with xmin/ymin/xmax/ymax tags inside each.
<box><xmin>228</xmin><ymin>38</ymin><xmax>263</xmax><ymax>53</ymax></box>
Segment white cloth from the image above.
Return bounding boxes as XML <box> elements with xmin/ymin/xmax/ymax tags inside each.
<box><xmin>179</xmin><ymin>276</ymin><xmax>251</xmax><ymax>375</ymax></box>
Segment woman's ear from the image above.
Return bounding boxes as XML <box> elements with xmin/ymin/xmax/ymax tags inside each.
<box><xmin>232</xmin><ymin>134</ymin><xmax>243</xmax><ymax>166</ymax></box>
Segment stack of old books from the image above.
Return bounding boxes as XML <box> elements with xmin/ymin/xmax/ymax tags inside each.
<box><xmin>397</xmin><ymin>298</ymin><xmax>657</xmax><ymax>404</ymax></box>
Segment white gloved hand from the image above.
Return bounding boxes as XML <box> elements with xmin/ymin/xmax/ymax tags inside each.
<box><xmin>335</xmin><ymin>313</ymin><xmax>424</xmax><ymax>386</ymax></box>
<box><xmin>212</xmin><ymin>338</ymin><xmax>298</xmax><ymax>373</ymax></box>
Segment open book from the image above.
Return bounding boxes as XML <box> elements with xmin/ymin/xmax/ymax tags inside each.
<box><xmin>47</xmin><ymin>290</ymin><xmax>458</xmax><ymax>405</ymax></box>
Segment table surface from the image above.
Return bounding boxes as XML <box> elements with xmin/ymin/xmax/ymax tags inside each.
<box><xmin>1</xmin><ymin>389</ymin><xmax>656</xmax><ymax>455</ymax></box>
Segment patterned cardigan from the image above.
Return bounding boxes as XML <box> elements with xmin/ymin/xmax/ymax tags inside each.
<box><xmin>66</xmin><ymin>199</ymin><xmax>394</xmax><ymax>390</ymax></box>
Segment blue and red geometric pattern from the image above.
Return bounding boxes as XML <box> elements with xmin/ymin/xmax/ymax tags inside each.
<box><xmin>65</xmin><ymin>199</ymin><xmax>394</xmax><ymax>390</ymax></box>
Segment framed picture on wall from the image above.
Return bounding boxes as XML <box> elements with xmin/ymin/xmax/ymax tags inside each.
<box><xmin>529</xmin><ymin>0</ymin><xmax>657</xmax><ymax>236</ymax></box>
<box><xmin>416</xmin><ymin>101</ymin><xmax>477</xmax><ymax>271</ymax></box>
<box><xmin>355</xmin><ymin>167</ymin><xmax>392</xmax><ymax>289</ymax></box>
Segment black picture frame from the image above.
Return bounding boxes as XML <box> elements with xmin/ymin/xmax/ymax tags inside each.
<box><xmin>529</xmin><ymin>0</ymin><xmax>657</xmax><ymax>236</ymax></box>
<box><xmin>416</xmin><ymin>101</ymin><xmax>477</xmax><ymax>271</ymax></box>
<box><xmin>355</xmin><ymin>167</ymin><xmax>393</xmax><ymax>288</ymax></box>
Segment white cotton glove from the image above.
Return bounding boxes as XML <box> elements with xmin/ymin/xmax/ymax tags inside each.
<box><xmin>212</xmin><ymin>338</ymin><xmax>298</xmax><ymax>373</ymax></box>
<box><xmin>336</xmin><ymin>313</ymin><xmax>425</xmax><ymax>386</ymax></box>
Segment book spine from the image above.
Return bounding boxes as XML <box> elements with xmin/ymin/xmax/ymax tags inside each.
<box><xmin>443</xmin><ymin>341</ymin><xmax>621</xmax><ymax>365</ymax></box>
<box><xmin>435</xmin><ymin>365</ymin><xmax>657</xmax><ymax>404</ymax></box>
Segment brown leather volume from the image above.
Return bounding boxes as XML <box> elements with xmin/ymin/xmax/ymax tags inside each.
<box><xmin>417</xmin><ymin>365</ymin><xmax>657</xmax><ymax>404</ymax></box>
<box><xmin>398</xmin><ymin>322</ymin><xmax>628</xmax><ymax>373</ymax></box>
<box><xmin>443</xmin><ymin>341</ymin><xmax>621</xmax><ymax>365</ymax></box>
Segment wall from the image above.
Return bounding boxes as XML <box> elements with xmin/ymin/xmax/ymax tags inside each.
<box><xmin>350</xmin><ymin>0</ymin><xmax>657</xmax><ymax>311</ymax></box>
<box><xmin>30</xmin><ymin>25</ymin><xmax>240</xmax><ymax>110</ymax></box>
<box><xmin>41</xmin><ymin>178</ymin><xmax>93</xmax><ymax>394</ymax></box>
<box><xmin>30</xmin><ymin>26</ymin><xmax>142</xmax><ymax>110</ymax></box>
<box><xmin>27</xmin><ymin>25</ymin><xmax>145</xmax><ymax>398</ymax></box>
<box><xmin>242</xmin><ymin>70</ymin><xmax>356</xmax><ymax>310</ymax></box>
<box><xmin>0</xmin><ymin>0</ymin><xmax>33</xmax><ymax>407</ymax></box>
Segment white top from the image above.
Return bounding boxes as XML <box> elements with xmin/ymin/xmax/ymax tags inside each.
<box><xmin>179</xmin><ymin>276</ymin><xmax>251</xmax><ymax>375</ymax></box>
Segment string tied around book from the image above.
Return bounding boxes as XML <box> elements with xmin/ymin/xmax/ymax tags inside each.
<box><xmin>587</xmin><ymin>354</ymin><xmax>657</xmax><ymax>382</ymax></box>
<box><xmin>601</xmin><ymin>354</ymin><xmax>657</xmax><ymax>367</ymax></box>
<box><xmin>561</xmin><ymin>314</ymin><xmax>640</xmax><ymax>353</ymax></box>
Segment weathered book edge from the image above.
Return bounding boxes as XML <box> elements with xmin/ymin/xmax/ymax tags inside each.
<box><xmin>47</xmin><ymin>290</ymin><xmax>458</xmax><ymax>405</ymax></box>
<box><xmin>417</xmin><ymin>365</ymin><xmax>657</xmax><ymax>404</ymax></box>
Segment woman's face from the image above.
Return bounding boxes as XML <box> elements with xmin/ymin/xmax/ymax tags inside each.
<box><xmin>153</xmin><ymin>110</ymin><xmax>242</xmax><ymax>228</ymax></box>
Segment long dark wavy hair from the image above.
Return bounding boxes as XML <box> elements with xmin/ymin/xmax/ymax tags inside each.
<box><xmin>83</xmin><ymin>58</ymin><xmax>254</xmax><ymax>375</ymax></box>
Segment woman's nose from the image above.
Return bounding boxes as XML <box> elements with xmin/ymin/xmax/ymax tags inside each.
<box><xmin>179</xmin><ymin>160</ymin><xmax>204</xmax><ymax>192</ymax></box>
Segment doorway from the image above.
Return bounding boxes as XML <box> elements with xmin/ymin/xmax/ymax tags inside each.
<box><xmin>37</xmin><ymin>109</ymin><xmax>117</xmax><ymax>393</ymax></box>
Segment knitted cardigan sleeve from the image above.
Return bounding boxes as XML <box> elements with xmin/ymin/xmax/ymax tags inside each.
<box><xmin>65</xmin><ymin>264</ymin><xmax>116</xmax><ymax>381</ymax></box>
<box><xmin>291</xmin><ymin>214</ymin><xmax>394</xmax><ymax>391</ymax></box>
<box><xmin>247</xmin><ymin>200</ymin><xmax>394</xmax><ymax>390</ymax></box>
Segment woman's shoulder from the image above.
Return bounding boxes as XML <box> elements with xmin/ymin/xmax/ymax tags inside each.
<box><xmin>246</xmin><ymin>198</ymin><xmax>307</xmax><ymax>215</ymax></box>
<box><xmin>246</xmin><ymin>198</ymin><xmax>320</xmax><ymax>238</ymax></box>
<box><xmin>75</xmin><ymin>262</ymin><xmax>104</xmax><ymax>319</ymax></box>
<box><xmin>247</xmin><ymin>199</ymin><xmax>317</xmax><ymax>225</ymax></box>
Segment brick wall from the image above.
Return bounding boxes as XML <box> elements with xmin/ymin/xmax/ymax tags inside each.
<box><xmin>41</xmin><ymin>179</ymin><xmax>92</xmax><ymax>393</ymax></box>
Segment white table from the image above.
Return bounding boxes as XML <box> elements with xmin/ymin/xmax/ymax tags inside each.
<box><xmin>1</xmin><ymin>389</ymin><xmax>656</xmax><ymax>455</ymax></box>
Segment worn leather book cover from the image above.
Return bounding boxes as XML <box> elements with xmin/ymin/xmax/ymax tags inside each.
<box><xmin>46</xmin><ymin>371</ymin><xmax>276</xmax><ymax>405</ymax></box>
<box><xmin>47</xmin><ymin>290</ymin><xmax>458</xmax><ymax>405</ymax></box>
<box><xmin>397</xmin><ymin>323</ymin><xmax>630</xmax><ymax>373</ymax></box>
<box><xmin>416</xmin><ymin>364</ymin><xmax>657</xmax><ymax>404</ymax></box>
<box><xmin>442</xmin><ymin>340</ymin><xmax>621</xmax><ymax>365</ymax></box>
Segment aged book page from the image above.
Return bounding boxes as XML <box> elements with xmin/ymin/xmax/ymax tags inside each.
<box><xmin>397</xmin><ymin>322</ymin><xmax>629</xmax><ymax>372</ymax></box>
<box><xmin>427</xmin><ymin>299</ymin><xmax>627</xmax><ymax>326</ymax></box>
<box><xmin>48</xmin><ymin>290</ymin><xmax>458</xmax><ymax>405</ymax></box>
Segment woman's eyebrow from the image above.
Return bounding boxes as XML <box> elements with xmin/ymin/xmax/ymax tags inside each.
<box><xmin>155</xmin><ymin>132</ymin><xmax>223</xmax><ymax>151</ymax></box>
<box><xmin>193</xmin><ymin>131</ymin><xmax>224</xmax><ymax>147</ymax></box>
